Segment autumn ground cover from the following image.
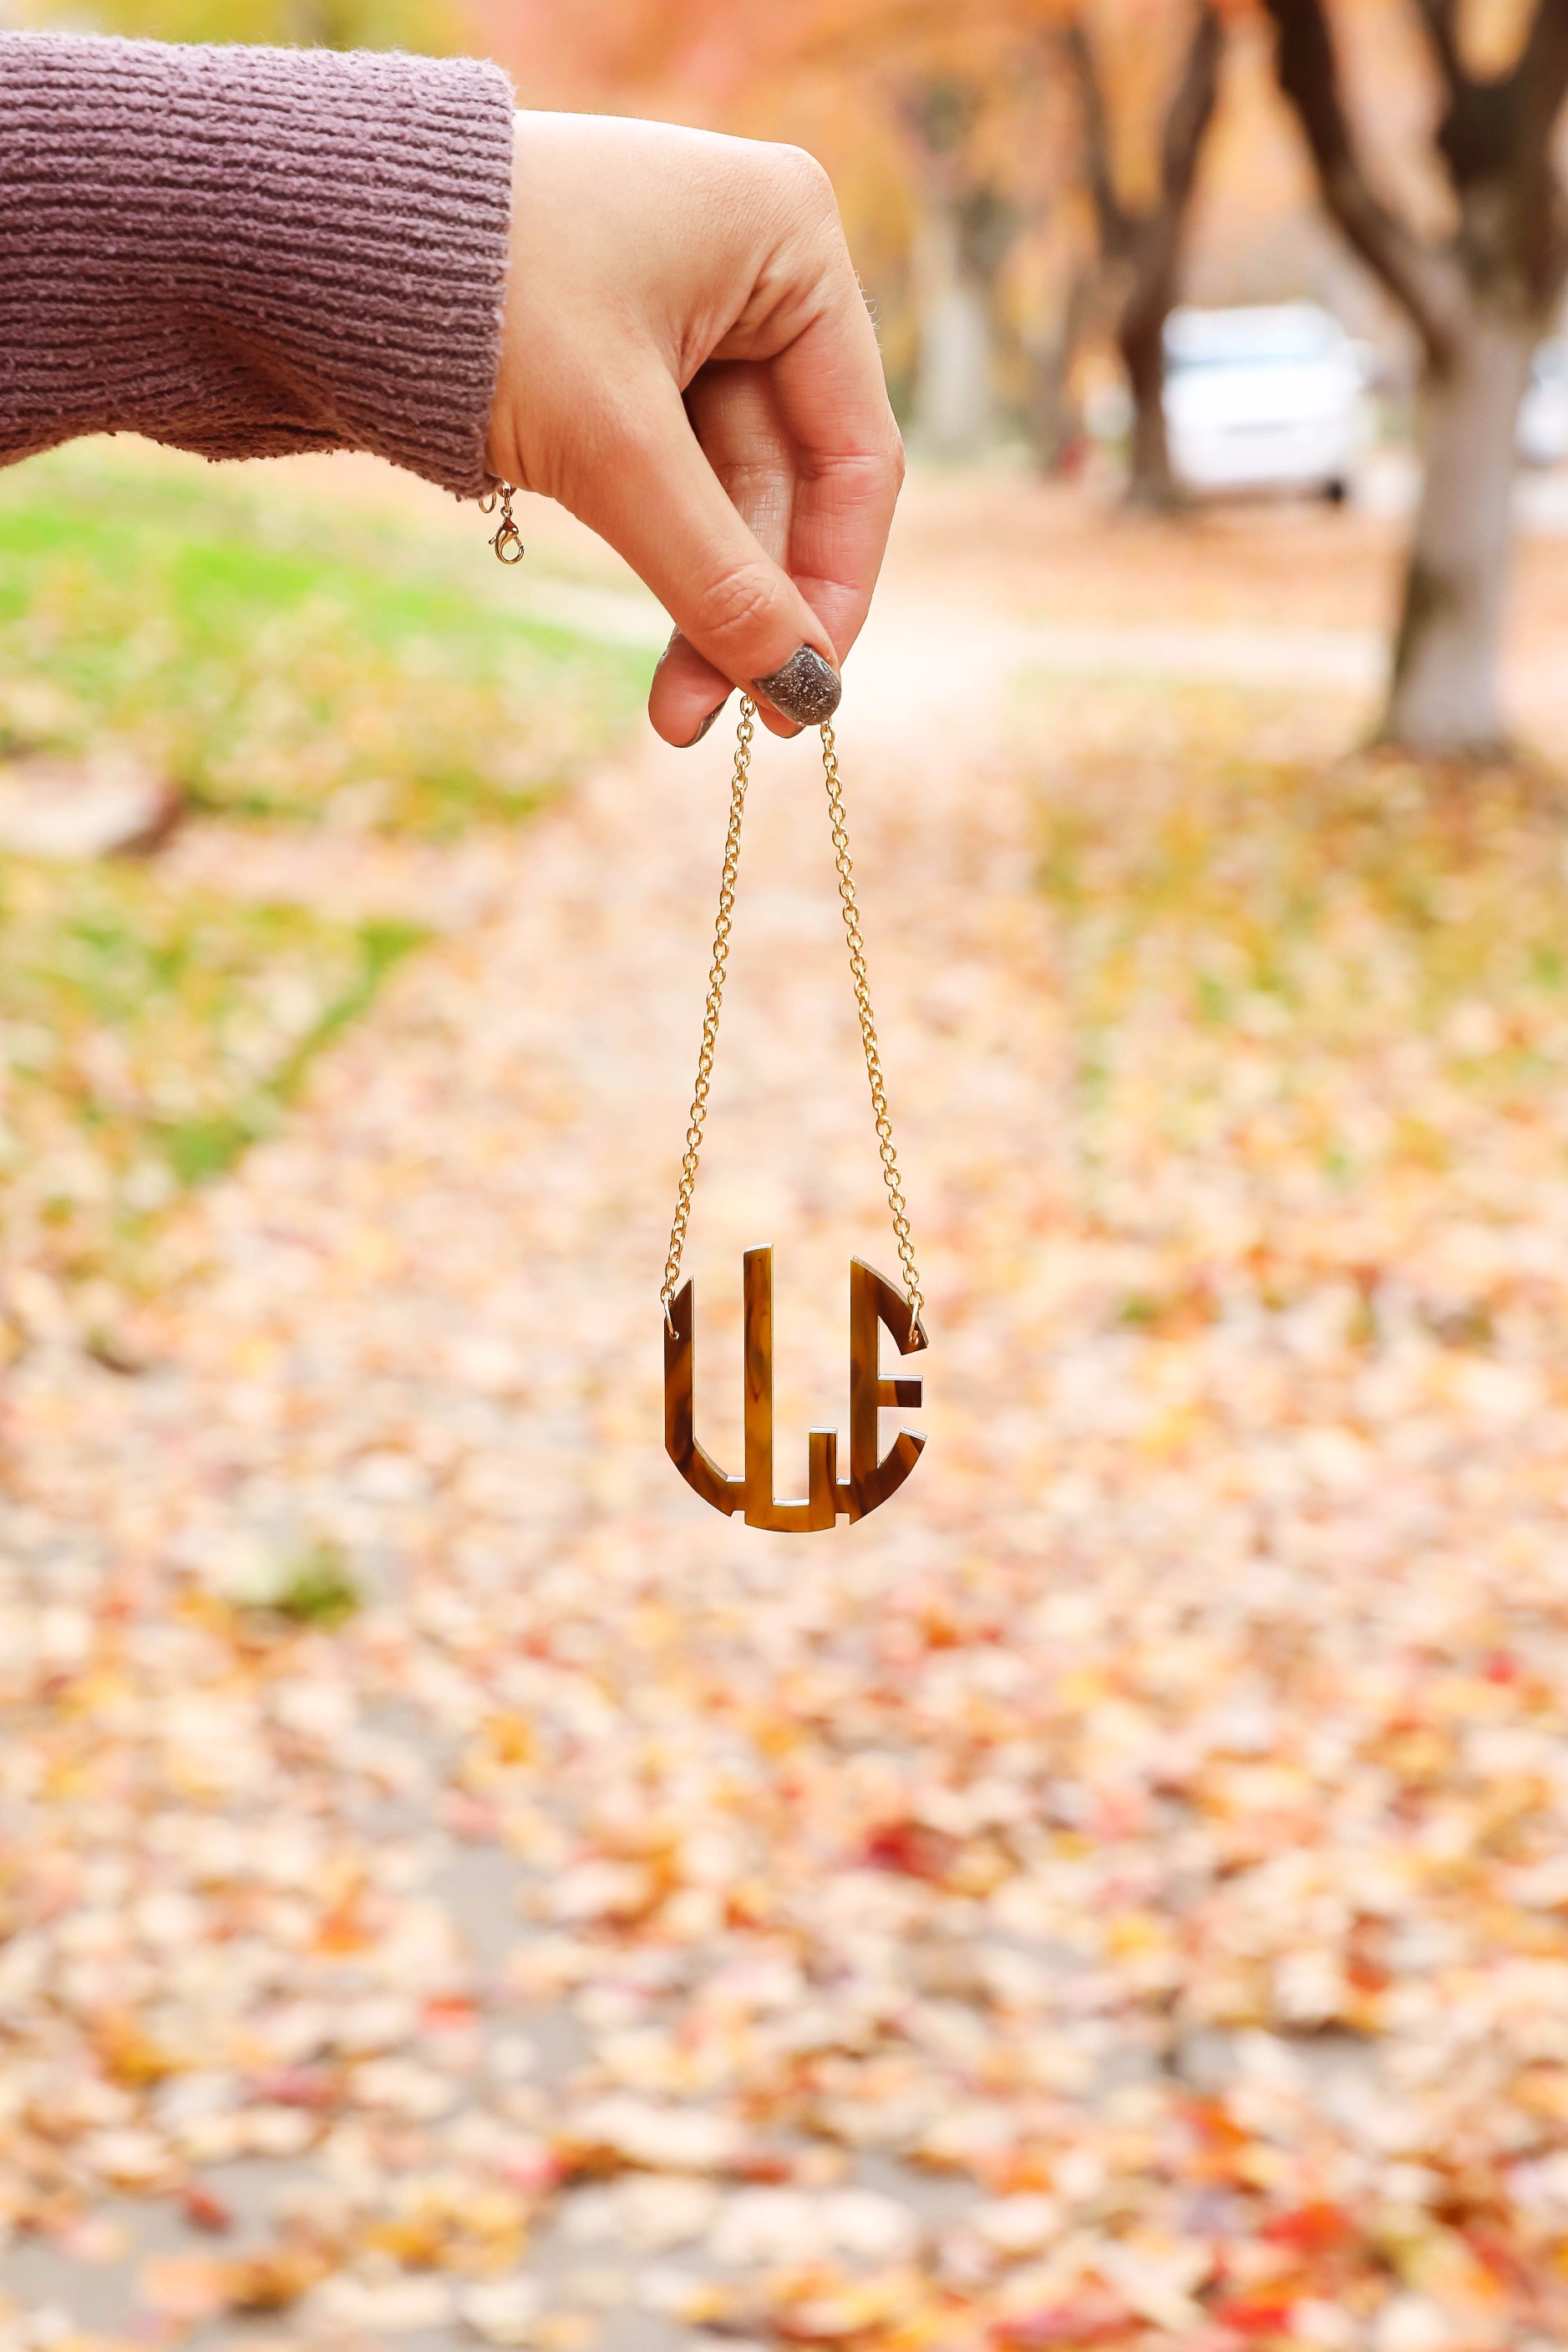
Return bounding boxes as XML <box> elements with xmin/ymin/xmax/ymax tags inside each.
<box><xmin>5</xmin><ymin>457</ymin><xmax>1568</xmax><ymax>2351</ymax></box>
<box><xmin>0</xmin><ymin>447</ymin><xmax>644</xmax><ymax>1351</ymax></box>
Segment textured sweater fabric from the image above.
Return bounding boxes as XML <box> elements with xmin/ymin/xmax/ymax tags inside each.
<box><xmin>0</xmin><ymin>31</ymin><xmax>515</xmax><ymax>497</ymax></box>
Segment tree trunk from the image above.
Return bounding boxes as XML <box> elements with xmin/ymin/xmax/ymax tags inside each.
<box><xmin>1064</xmin><ymin>4</ymin><xmax>1220</xmax><ymax>511</ymax></box>
<box><xmin>1118</xmin><ymin>282</ymin><xmax>1180</xmax><ymax>509</ymax></box>
<box><xmin>1026</xmin><ymin>267</ymin><xmax>1092</xmax><ymax>474</ymax></box>
<box><xmin>1384</xmin><ymin>307</ymin><xmax>1535</xmax><ymax>758</ymax></box>
<box><xmin>1261</xmin><ymin>0</ymin><xmax>1568</xmax><ymax>764</ymax></box>
<box><xmin>910</xmin><ymin>193</ymin><xmax>996</xmax><ymax>460</ymax></box>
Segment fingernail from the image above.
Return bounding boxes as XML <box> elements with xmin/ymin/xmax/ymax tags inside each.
<box><xmin>752</xmin><ymin>646</ymin><xmax>840</xmax><ymax>726</ymax></box>
<box><xmin>686</xmin><ymin>704</ymin><xmax>725</xmax><ymax>747</ymax></box>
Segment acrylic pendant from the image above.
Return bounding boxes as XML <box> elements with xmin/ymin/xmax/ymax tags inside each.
<box><xmin>665</xmin><ymin>1250</ymin><xmax>928</xmax><ymax>1529</ymax></box>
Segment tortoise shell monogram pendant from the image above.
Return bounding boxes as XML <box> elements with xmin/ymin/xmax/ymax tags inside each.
<box><xmin>665</xmin><ymin>1252</ymin><xmax>927</xmax><ymax>1529</ymax></box>
<box><xmin>659</xmin><ymin>700</ymin><xmax>928</xmax><ymax>1532</ymax></box>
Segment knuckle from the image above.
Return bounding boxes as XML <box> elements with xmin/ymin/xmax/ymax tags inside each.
<box><xmin>687</xmin><ymin>561</ymin><xmax>783</xmax><ymax>661</ymax></box>
<box><xmin>764</xmin><ymin>141</ymin><xmax>835</xmax><ymax>215</ymax></box>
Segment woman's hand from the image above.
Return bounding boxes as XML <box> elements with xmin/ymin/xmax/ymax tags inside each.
<box><xmin>485</xmin><ymin>114</ymin><xmax>904</xmax><ymax>746</ymax></box>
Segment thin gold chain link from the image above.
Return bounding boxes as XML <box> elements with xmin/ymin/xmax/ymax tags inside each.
<box><xmin>820</xmin><ymin>717</ymin><xmax>926</xmax><ymax>1335</ymax></box>
<box><xmin>660</xmin><ymin>698</ymin><xmax>755</xmax><ymax>1326</ymax></box>
<box><xmin>660</xmin><ymin>699</ymin><xmax>926</xmax><ymax>1337</ymax></box>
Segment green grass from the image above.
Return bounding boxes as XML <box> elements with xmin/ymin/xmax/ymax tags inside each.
<box><xmin>0</xmin><ymin>444</ymin><xmax>646</xmax><ymax>835</ymax></box>
<box><xmin>0</xmin><ymin>444</ymin><xmax>649</xmax><ymax>1318</ymax></box>
<box><xmin>0</xmin><ymin>852</ymin><xmax>425</xmax><ymax>1297</ymax></box>
<box><xmin>267</xmin><ymin>1540</ymin><xmax>363</xmax><ymax>1629</ymax></box>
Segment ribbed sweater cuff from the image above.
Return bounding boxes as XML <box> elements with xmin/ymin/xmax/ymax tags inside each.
<box><xmin>0</xmin><ymin>31</ymin><xmax>515</xmax><ymax>497</ymax></box>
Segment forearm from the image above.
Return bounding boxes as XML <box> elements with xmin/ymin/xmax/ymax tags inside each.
<box><xmin>0</xmin><ymin>30</ymin><xmax>514</xmax><ymax>496</ymax></box>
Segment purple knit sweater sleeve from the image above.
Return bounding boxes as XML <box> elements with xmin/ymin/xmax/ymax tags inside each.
<box><xmin>0</xmin><ymin>31</ymin><xmax>515</xmax><ymax>497</ymax></box>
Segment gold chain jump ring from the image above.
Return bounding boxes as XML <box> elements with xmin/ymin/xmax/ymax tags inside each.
<box><xmin>659</xmin><ymin>699</ymin><xmax>926</xmax><ymax>1335</ymax></box>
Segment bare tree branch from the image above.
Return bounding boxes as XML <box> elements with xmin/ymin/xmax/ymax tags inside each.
<box><xmin>1064</xmin><ymin>2</ymin><xmax>1223</xmax><ymax>506</ymax></box>
<box><xmin>1506</xmin><ymin>0</ymin><xmax>1568</xmax><ymax>304</ymax></box>
<box><xmin>1548</xmin><ymin>200</ymin><xmax>1568</xmax><ymax>312</ymax></box>
<box><xmin>1065</xmin><ymin>0</ymin><xmax>1219</xmax><ymax>272</ymax></box>
<box><xmin>1101</xmin><ymin>0</ymin><xmax>1222</xmax><ymax>348</ymax></box>
<box><xmin>1158</xmin><ymin>4</ymin><xmax>1222</xmax><ymax>227</ymax></box>
<box><xmin>1063</xmin><ymin>18</ymin><xmax>1129</xmax><ymax>255</ymax></box>
<box><xmin>1408</xmin><ymin>0</ymin><xmax>1467</xmax><ymax>94</ymax></box>
<box><xmin>1262</xmin><ymin>0</ymin><xmax>1464</xmax><ymax>367</ymax></box>
<box><xmin>1505</xmin><ymin>0</ymin><xmax>1568</xmax><ymax>125</ymax></box>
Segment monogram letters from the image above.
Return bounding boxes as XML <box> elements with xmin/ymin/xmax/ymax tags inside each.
<box><xmin>664</xmin><ymin>1249</ymin><xmax>928</xmax><ymax>1529</ymax></box>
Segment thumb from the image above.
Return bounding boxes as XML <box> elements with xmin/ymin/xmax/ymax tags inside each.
<box><xmin>566</xmin><ymin>373</ymin><xmax>841</xmax><ymax>747</ymax></box>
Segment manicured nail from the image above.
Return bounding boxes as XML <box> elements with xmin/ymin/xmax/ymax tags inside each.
<box><xmin>685</xmin><ymin>702</ymin><xmax>726</xmax><ymax>747</ymax></box>
<box><xmin>752</xmin><ymin>647</ymin><xmax>840</xmax><ymax>726</ymax></box>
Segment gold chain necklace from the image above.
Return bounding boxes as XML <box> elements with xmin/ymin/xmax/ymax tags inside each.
<box><xmin>660</xmin><ymin>698</ymin><xmax>928</xmax><ymax>1531</ymax></box>
<box><xmin>481</xmin><ymin>490</ymin><xmax>925</xmax><ymax>1528</ymax></box>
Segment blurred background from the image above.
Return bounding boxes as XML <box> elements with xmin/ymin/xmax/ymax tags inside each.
<box><xmin>4</xmin><ymin>3</ymin><xmax>1568</xmax><ymax>2350</ymax></box>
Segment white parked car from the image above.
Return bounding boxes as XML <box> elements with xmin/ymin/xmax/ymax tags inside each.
<box><xmin>1163</xmin><ymin>302</ymin><xmax>1371</xmax><ymax>500</ymax></box>
<box><xmin>1519</xmin><ymin>341</ymin><xmax>1568</xmax><ymax>467</ymax></box>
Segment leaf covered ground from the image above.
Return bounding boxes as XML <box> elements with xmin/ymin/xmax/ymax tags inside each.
<box><xmin>3</xmin><ymin>468</ymin><xmax>1568</xmax><ymax>2352</ymax></box>
<box><xmin>0</xmin><ymin>447</ymin><xmax>646</xmax><ymax>1324</ymax></box>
